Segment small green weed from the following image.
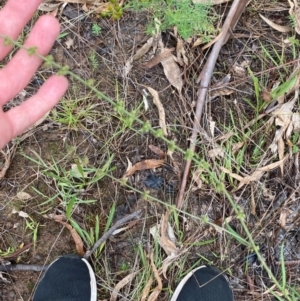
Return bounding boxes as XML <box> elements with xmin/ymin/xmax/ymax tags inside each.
<box><xmin>91</xmin><ymin>23</ymin><xmax>102</xmax><ymax>36</ymax></box>
<box><xmin>0</xmin><ymin>246</ymin><xmax>16</xmax><ymax>257</ymax></box>
<box><xmin>66</xmin><ymin>203</ymin><xmax>116</xmax><ymax>258</ymax></box>
<box><xmin>292</xmin><ymin>132</ymin><xmax>299</xmax><ymax>153</ymax></box>
<box><xmin>23</xmin><ymin>151</ymin><xmax>114</xmax><ymax>213</ymax></box>
<box><xmin>101</xmin><ymin>0</ymin><xmax>123</xmax><ymax>20</ymax></box>
<box><xmin>25</xmin><ymin>216</ymin><xmax>39</xmax><ymax>249</ymax></box>
<box><xmin>119</xmin><ymin>261</ymin><xmax>131</xmax><ymax>271</ymax></box>
<box><xmin>126</xmin><ymin>0</ymin><xmax>215</xmax><ymax>40</ymax></box>
<box><xmin>89</xmin><ymin>51</ymin><xmax>99</xmax><ymax>71</ymax></box>
<box><xmin>51</xmin><ymin>86</ymin><xmax>98</xmax><ymax>129</ymax></box>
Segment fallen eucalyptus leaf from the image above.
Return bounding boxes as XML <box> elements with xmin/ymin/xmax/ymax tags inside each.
<box><xmin>110</xmin><ymin>272</ymin><xmax>138</xmax><ymax>301</ymax></box>
<box><xmin>260</xmin><ymin>14</ymin><xmax>291</xmax><ymax>33</ymax></box>
<box><xmin>124</xmin><ymin>159</ymin><xmax>165</xmax><ymax>177</ymax></box>
<box><xmin>146</xmin><ymin>86</ymin><xmax>168</xmax><ymax>136</ymax></box>
<box><xmin>160</xmin><ymin>55</ymin><xmax>183</xmax><ymax>94</ymax></box>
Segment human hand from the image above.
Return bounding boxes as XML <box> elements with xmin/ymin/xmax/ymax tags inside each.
<box><xmin>0</xmin><ymin>0</ymin><xmax>68</xmax><ymax>149</ymax></box>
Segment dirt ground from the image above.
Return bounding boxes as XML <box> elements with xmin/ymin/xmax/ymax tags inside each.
<box><xmin>1</xmin><ymin>0</ymin><xmax>300</xmax><ymax>300</ymax></box>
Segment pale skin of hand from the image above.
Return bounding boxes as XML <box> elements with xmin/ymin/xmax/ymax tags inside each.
<box><xmin>0</xmin><ymin>0</ymin><xmax>68</xmax><ymax>150</ymax></box>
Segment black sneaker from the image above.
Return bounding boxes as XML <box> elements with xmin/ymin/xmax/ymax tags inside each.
<box><xmin>171</xmin><ymin>265</ymin><xmax>234</xmax><ymax>301</ymax></box>
<box><xmin>33</xmin><ymin>254</ymin><xmax>97</xmax><ymax>301</ymax></box>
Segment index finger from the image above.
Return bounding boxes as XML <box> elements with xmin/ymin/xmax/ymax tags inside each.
<box><xmin>0</xmin><ymin>0</ymin><xmax>42</xmax><ymax>59</ymax></box>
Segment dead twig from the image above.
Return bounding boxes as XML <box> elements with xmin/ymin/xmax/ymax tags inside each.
<box><xmin>275</xmin><ymin>260</ymin><xmax>300</xmax><ymax>266</ymax></box>
<box><xmin>0</xmin><ymin>243</ymin><xmax>33</xmax><ymax>262</ymax></box>
<box><xmin>176</xmin><ymin>0</ymin><xmax>248</xmax><ymax>208</ymax></box>
<box><xmin>0</xmin><ymin>264</ymin><xmax>48</xmax><ymax>272</ymax></box>
<box><xmin>84</xmin><ymin>210</ymin><xmax>142</xmax><ymax>259</ymax></box>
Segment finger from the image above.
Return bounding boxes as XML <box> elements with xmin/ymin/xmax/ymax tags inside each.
<box><xmin>0</xmin><ymin>15</ymin><xmax>61</xmax><ymax>105</ymax></box>
<box><xmin>0</xmin><ymin>0</ymin><xmax>42</xmax><ymax>59</ymax></box>
<box><xmin>1</xmin><ymin>75</ymin><xmax>68</xmax><ymax>148</ymax></box>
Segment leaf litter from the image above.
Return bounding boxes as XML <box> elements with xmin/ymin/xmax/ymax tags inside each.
<box><xmin>48</xmin><ymin>214</ymin><xmax>85</xmax><ymax>256</ymax></box>
<box><xmin>123</xmin><ymin>145</ymin><xmax>166</xmax><ymax>178</ymax></box>
<box><xmin>145</xmin><ymin>86</ymin><xmax>168</xmax><ymax>136</ymax></box>
<box><xmin>5</xmin><ymin>1</ymin><xmax>300</xmax><ymax>299</ymax></box>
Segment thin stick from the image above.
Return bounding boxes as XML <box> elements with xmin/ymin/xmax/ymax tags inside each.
<box><xmin>275</xmin><ymin>260</ymin><xmax>300</xmax><ymax>266</ymax></box>
<box><xmin>0</xmin><ymin>264</ymin><xmax>48</xmax><ymax>272</ymax></box>
<box><xmin>176</xmin><ymin>0</ymin><xmax>247</xmax><ymax>209</ymax></box>
<box><xmin>84</xmin><ymin>210</ymin><xmax>142</xmax><ymax>260</ymax></box>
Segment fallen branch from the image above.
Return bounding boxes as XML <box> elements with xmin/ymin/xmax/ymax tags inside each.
<box><xmin>176</xmin><ymin>0</ymin><xmax>248</xmax><ymax>208</ymax></box>
<box><xmin>84</xmin><ymin>210</ymin><xmax>142</xmax><ymax>260</ymax></box>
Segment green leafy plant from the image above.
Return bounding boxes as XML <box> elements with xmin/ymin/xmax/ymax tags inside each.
<box><xmin>126</xmin><ymin>0</ymin><xmax>215</xmax><ymax>40</ymax></box>
<box><xmin>92</xmin><ymin>23</ymin><xmax>102</xmax><ymax>36</ymax></box>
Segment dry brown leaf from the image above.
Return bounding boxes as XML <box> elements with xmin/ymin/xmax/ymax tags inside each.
<box><xmin>124</xmin><ymin>58</ymin><xmax>133</xmax><ymax>77</ymax></box>
<box><xmin>53</xmin><ymin>217</ymin><xmax>85</xmax><ymax>256</ymax></box>
<box><xmin>243</xmin><ymin>156</ymin><xmax>287</xmax><ymax>190</ymax></box>
<box><xmin>262</xmin><ymin>185</ymin><xmax>275</xmax><ymax>202</ymax></box>
<box><xmin>146</xmin><ymin>86</ymin><xmax>168</xmax><ymax>136</ymax></box>
<box><xmin>209</xmin><ymin>87</ymin><xmax>234</xmax><ymax>101</ymax></box>
<box><xmin>232</xmin><ymin>63</ymin><xmax>247</xmax><ymax>76</ymax></box>
<box><xmin>110</xmin><ymin>272</ymin><xmax>138</xmax><ymax>301</ymax></box>
<box><xmin>209</xmin><ymin>119</ymin><xmax>215</xmax><ymax>138</ymax></box>
<box><xmin>208</xmin><ymin>146</ymin><xmax>224</xmax><ymax>159</ymax></box>
<box><xmin>161</xmin><ymin>249</ymin><xmax>188</xmax><ymax>280</ymax></box>
<box><xmin>160</xmin><ymin>213</ymin><xmax>178</xmax><ymax>255</ymax></box>
<box><xmin>141</xmin><ymin>277</ymin><xmax>154</xmax><ymax>301</ymax></box>
<box><xmin>192</xmin><ymin>168</ymin><xmax>204</xmax><ymax>190</ymax></box>
<box><xmin>260</xmin><ymin>14</ymin><xmax>292</xmax><ymax>33</ymax></box>
<box><xmin>124</xmin><ymin>159</ymin><xmax>165</xmax><ymax>177</ymax></box>
<box><xmin>65</xmin><ymin>37</ymin><xmax>74</xmax><ymax>49</ymax></box>
<box><xmin>192</xmin><ymin>37</ymin><xmax>203</xmax><ymax>48</ymax></box>
<box><xmin>147</xmin><ymin>252</ymin><xmax>162</xmax><ymax>301</ymax></box>
<box><xmin>269</xmin><ymin>91</ymin><xmax>298</xmax><ymax>153</ymax></box>
<box><xmin>292</xmin><ymin>113</ymin><xmax>300</xmax><ymax>132</ymax></box>
<box><xmin>250</xmin><ymin>186</ymin><xmax>256</xmax><ymax>216</ymax></box>
<box><xmin>141</xmin><ymin>48</ymin><xmax>175</xmax><ymax>69</ymax></box>
<box><xmin>219</xmin><ymin>166</ymin><xmax>244</xmax><ymax>181</ymax></box>
<box><xmin>38</xmin><ymin>2</ymin><xmax>61</xmax><ymax>12</ymax></box>
<box><xmin>202</xmin><ymin>31</ymin><xmax>222</xmax><ymax>50</ymax></box>
<box><xmin>125</xmin><ymin>157</ymin><xmax>133</xmax><ymax>174</ymax></box>
<box><xmin>232</xmin><ymin>141</ymin><xmax>245</xmax><ymax>154</ymax></box>
<box><xmin>221</xmin><ymin>156</ymin><xmax>288</xmax><ymax>190</ymax></box>
<box><xmin>150</xmin><ymin>213</ymin><xmax>179</xmax><ymax>257</ymax></box>
<box><xmin>279</xmin><ymin>208</ymin><xmax>287</xmax><ymax>229</ymax></box>
<box><xmin>18</xmin><ymin>211</ymin><xmax>29</xmax><ymax>218</ymax></box>
<box><xmin>294</xmin><ymin>7</ymin><xmax>300</xmax><ymax>34</ymax></box>
<box><xmin>16</xmin><ymin>192</ymin><xmax>32</xmax><ymax>200</ymax></box>
<box><xmin>246</xmin><ymin>273</ymin><xmax>255</xmax><ymax>292</ymax></box>
<box><xmin>133</xmin><ymin>37</ymin><xmax>154</xmax><ymax>61</ymax></box>
<box><xmin>160</xmin><ymin>55</ymin><xmax>183</xmax><ymax>94</ymax></box>
<box><xmin>278</xmin><ymin>136</ymin><xmax>285</xmax><ymax>175</ymax></box>
<box><xmin>149</xmin><ymin>145</ymin><xmax>166</xmax><ymax>159</ymax></box>
<box><xmin>176</xmin><ymin>38</ymin><xmax>188</xmax><ymax>66</ymax></box>
<box><xmin>259</xmin><ymin>156</ymin><xmax>289</xmax><ymax>172</ymax></box>
<box><xmin>125</xmin><ymin>37</ymin><xmax>156</xmax><ymax>75</ymax></box>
